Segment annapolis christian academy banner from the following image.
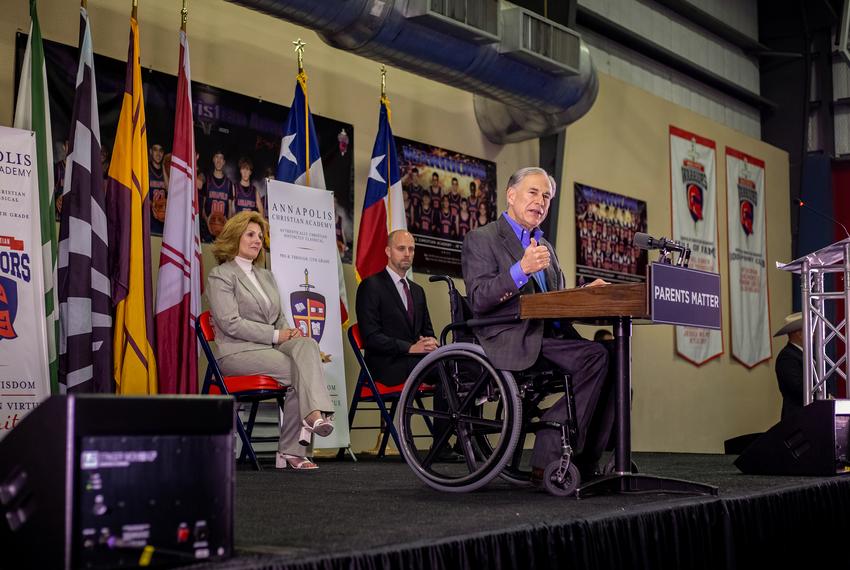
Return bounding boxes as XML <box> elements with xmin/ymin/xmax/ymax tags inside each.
<box><xmin>0</xmin><ymin>126</ymin><xmax>51</xmax><ymax>439</ymax></box>
<box><xmin>726</xmin><ymin>147</ymin><xmax>771</xmax><ymax>368</ymax></box>
<box><xmin>670</xmin><ymin>126</ymin><xmax>723</xmax><ymax>365</ymax></box>
<box><xmin>267</xmin><ymin>180</ymin><xmax>349</xmax><ymax>449</ymax></box>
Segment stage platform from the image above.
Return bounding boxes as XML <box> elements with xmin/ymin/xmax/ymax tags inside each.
<box><xmin>187</xmin><ymin>452</ymin><xmax>850</xmax><ymax>570</ymax></box>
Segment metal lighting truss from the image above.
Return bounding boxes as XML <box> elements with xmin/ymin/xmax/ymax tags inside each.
<box><xmin>780</xmin><ymin>239</ymin><xmax>850</xmax><ymax>404</ymax></box>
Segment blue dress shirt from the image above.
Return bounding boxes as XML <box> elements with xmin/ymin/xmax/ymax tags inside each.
<box><xmin>503</xmin><ymin>213</ymin><xmax>548</xmax><ymax>292</ymax></box>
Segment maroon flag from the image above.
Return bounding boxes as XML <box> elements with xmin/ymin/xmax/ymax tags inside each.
<box><xmin>155</xmin><ymin>26</ymin><xmax>201</xmax><ymax>394</ymax></box>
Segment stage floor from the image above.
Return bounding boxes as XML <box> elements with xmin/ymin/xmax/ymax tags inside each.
<box><xmin>188</xmin><ymin>452</ymin><xmax>850</xmax><ymax>570</ymax></box>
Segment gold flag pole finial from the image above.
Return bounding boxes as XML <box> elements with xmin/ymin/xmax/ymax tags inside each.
<box><xmin>293</xmin><ymin>38</ymin><xmax>306</xmax><ymax>73</ymax></box>
<box><xmin>132</xmin><ymin>0</ymin><xmax>138</xmax><ymax>19</ymax></box>
<box><xmin>380</xmin><ymin>65</ymin><xmax>387</xmax><ymax>99</ymax></box>
<box><xmin>181</xmin><ymin>0</ymin><xmax>188</xmax><ymax>31</ymax></box>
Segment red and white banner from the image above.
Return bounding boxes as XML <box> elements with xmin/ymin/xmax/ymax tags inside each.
<box><xmin>669</xmin><ymin>126</ymin><xmax>723</xmax><ymax>365</ymax></box>
<box><xmin>155</xmin><ymin>29</ymin><xmax>201</xmax><ymax>393</ymax></box>
<box><xmin>725</xmin><ymin>147</ymin><xmax>771</xmax><ymax>368</ymax></box>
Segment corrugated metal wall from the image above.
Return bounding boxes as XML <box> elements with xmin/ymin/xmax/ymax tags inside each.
<box><xmin>576</xmin><ymin>0</ymin><xmax>762</xmax><ymax>138</ymax></box>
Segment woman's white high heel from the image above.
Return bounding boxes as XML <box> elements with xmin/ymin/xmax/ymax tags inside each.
<box><xmin>298</xmin><ymin>416</ymin><xmax>335</xmax><ymax>446</ymax></box>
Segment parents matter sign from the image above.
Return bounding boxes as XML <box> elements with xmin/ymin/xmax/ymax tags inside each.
<box><xmin>650</xmin><ymin>263</ymin><xmax>721</xmax><ymax>329</ymax></box>
<box><xmin>267</xmin><ymin>180</ymin><xmax>350</xmax><ymax>449</ymax></box>
<box><xmin>0</xmin><ymin>126</ymin><xmax>51</xmax><ymax>440</ymax></box>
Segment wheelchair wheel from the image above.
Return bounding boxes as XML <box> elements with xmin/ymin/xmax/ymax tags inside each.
<box><xmin>542</xmin><ymin>461</ymin><xmax>580</xmax><ymax>497</ymax></box>
<box><xmin>396</xmin><ymin>343</ymin><xmax>523</xmax><ymax>493</ymax></box>
<box><xmin>470</xmin><ymin>399</ymin><xmax>533</xmax><ymax>487</ymax></box>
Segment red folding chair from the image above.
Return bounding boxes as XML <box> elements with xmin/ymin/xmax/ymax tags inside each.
<box><xmin>197</xmin><ymin>311</ymin><xmax>288</xmax><ymax>470</ymax></box>
<box><xmin>341</xmin><ymin>323</ymin><xmax>434</xmax><ymax>459</ymax></box>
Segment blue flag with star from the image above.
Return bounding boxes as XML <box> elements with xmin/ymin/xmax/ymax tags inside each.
<box><xmin>276</xmin><ymin>73</ymin><xmax>325</xmax><ymax>188</ymax></box>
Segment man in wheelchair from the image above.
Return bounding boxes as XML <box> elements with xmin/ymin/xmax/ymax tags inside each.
<box><xmin>461</xmin><ymin>166</ymin><xmax>616</xmax><ymax>486</ymax></box>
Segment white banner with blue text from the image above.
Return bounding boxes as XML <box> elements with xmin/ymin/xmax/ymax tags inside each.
<box><xmin>0</xmin><ymin>126</ymin><xmax>50</xmax><ymax>439</ymax></box>
<box><xmin>267</xmin><ymin>179</ymin><xmax>350</xmax><ymax>449</ymax></box>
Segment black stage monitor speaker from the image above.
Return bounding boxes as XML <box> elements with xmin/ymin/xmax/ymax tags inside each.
<box><xmin>0</xmin><ymin>394</ymin><xmax>235</xmax><ymax>569</ymax></box>
<box><xmin>734</xmin><ymin>399</ymin><xmax>850</xmax><ymax>476</ymax></box>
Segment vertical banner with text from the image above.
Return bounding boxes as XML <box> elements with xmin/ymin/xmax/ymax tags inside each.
<box><xmin>267</xmin><ymin>180</ymin><xmax>349</xmax><ymax>449</ymax></box>
<box><xmin>670</xmin><ymin>125</ymin><xmax>723</xmax><ymax>365</ymax></box>
<box><xmin>0</xmin><ymin>126</ymin><xmax>51</xmax><ymax>439</ymax></box>
<box><xmin>726</xmin><ymin>147</ymin><xmax>771</xmax><ymax>368</ymax></box>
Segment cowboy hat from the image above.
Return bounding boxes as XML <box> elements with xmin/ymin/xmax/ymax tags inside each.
<box><xmin>773</xmin><ymin>312</ymin><xmax>802</xmax><ymax>337</ymax></box>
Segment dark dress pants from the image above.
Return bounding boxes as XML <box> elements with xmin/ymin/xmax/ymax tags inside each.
<box><xmin>530</xmin><ymin>337</ymin><xmax>616</xmax><ymax>470</ymax></box>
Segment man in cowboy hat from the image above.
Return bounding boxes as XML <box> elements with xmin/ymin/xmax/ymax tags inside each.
<box><xmin>774</xmin><ymin>312</ymin><xmax>804</xmax><ymax>420</ymax></box>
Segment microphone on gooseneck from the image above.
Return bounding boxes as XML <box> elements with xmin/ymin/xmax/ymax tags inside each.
<box><xmin>795</xmin><ymin>198</ymin><xmax>850</xmax><ymax>239</ymax></box>
<box><xmin>633</xmin><ymin>232</ymin><xmax>688</xmax><ymax>253</ymax></box>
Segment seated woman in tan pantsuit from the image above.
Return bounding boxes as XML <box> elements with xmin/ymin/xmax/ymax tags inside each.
<box><xmin>206</xmin><ymin>211</ymin><xmax>335</xmax><ymax>470</ymax></box>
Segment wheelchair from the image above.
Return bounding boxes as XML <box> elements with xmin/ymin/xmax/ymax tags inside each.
<box><xmin>395</xmin><ymin>276</ymin><xmax>582</xmax><ymax>497</ymax></box>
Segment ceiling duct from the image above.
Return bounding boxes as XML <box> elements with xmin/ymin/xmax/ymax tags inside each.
<box><xmin>224</xmin><ymin>0</ymin><xmax>598</xmax><ymax>144</ymax></box>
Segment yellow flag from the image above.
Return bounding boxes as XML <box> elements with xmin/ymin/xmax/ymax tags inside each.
<box><xmin>106</xmin><ymin>15</ymin><xmax>157</xmax><ymax>394</ymax></box>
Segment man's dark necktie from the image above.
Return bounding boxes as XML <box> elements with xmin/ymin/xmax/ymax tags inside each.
<box><xmin>401</xmin><ymin>279</ymin><xmax>415</xmax><ymax>324</ymax></box>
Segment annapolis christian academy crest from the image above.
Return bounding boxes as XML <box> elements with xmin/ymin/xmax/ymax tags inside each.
<box><xmin>290</xmin><ymin>269</ymin><xmax>326</xmax><ymax>342</ymax></box>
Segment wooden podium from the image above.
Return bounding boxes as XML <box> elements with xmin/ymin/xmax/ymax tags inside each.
<box><xmin>520</xmin><ymin>283</ymin><xmax>718</xmax><ymax>497</ymax></box>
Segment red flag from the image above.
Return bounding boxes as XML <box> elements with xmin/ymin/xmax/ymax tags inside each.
<box><xmin>155</xmin><ymin>28</ymin><xmax>202</xmax><ymax>394</ymax></box>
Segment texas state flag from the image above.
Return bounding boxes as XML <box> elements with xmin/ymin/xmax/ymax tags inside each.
<box><xmin>355</xmin><ymin>97</ymin><xmax>406</xmax><ymax>281</ymax></box>
<box><xmin>276</xmin><ymin>74</ymin><xmax>325</xmax><ymax>188</ymax></box>
<box><xmin>276</xmin><ymin>71</ymin><xmax>348</xmax><ymax>323</ymax></box>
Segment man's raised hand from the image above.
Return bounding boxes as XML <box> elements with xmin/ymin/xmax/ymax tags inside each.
<box><xmin>520</xmin><ymin>237</ymin><xmax>551</xmax><ymax>274</ymax></box>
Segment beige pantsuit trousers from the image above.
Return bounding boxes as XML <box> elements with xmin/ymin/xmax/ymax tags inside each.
<box><xmin>218</xmin><ymin>336</ymin><xmax>334</xmax><ymax>456</ymax></box>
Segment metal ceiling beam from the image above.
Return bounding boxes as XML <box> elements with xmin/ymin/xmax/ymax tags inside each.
<box><xmin>652</xmin><ymin>0</ymin><xmax>771</xmax><ymax>55</ymax></box>
<box><xmin>576</xmin><ymin>5</ymin><xmax>778</xmax><ymax>112</ymax></box>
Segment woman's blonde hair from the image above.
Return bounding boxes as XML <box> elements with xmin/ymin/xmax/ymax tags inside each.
<box><xmin>211</xmin><ymin>210</ymin><xmax>269</xmax><ymax>265</ymax></box>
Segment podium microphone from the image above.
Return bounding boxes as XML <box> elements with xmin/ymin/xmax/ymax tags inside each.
<box><xmin>633</xmin><ymin>232</ymin><xmax>688</xmax><ymax>252</ymax></box>
<box><xmin>795</xmin><ymin>199</ymin><xmax>850</xmax><ymax>239</ymax></box>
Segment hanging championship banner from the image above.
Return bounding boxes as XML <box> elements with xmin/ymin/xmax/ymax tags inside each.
<box><xmin>726</xmin><ymin>147</ymin><xmax>771</xmax><ymax>368</ymax></box>
<box><xmin>0</xmin><ymin>126</ymin><xmax>51</xmax><ymax>439</ymax></box>
<box><xmin>669</xmin><ymin>126</ymin><xmax>723</xmax><ymax>365</ymax></box>
<box><xmin>266</xmin><ymin>179</ymin><xmax>349</xmax><ymax>449</ymax></box>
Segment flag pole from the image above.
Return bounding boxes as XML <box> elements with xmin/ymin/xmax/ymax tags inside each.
<box><xmin>292</xmin><ymin>38</ymin><xmax>310</xmax><ymax>185</ymax></box>
<box><xmin>81</xmin><ymin>0</ymin><xmax>87</xmax><ymax>8</ymax></box>
<box><xmin>293</xmin><ymin>37</ymin><xmax>305</xmax><ymax>74</ymax></box>
<box><xmin>132</xmin><ymin>0</ymin><xmax>137</xmax><ymax>19</ymax></box>
<box><xmin>181</xmin><ymin>0</ymin><xmax>188</xmax><ymax>31</ymax></box>
<box><xmin>381</xmin><ymin>65</ymin><xmax>393</xmax><ymax>233</ymax></box>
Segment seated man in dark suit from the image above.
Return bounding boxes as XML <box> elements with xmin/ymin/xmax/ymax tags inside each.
<box><xmin>774</xmin><ymin>312</ymin><xmax>804</xmax><ymax>420</ymax></box>
<box><xmin>356</xmin><ymin>230</ymin><xmax>438</xmax><ymax>385</ymax></box>
<box><xmin>356</xmin><ymin>230</ymin><xmax>459</xmax><ymax>459</ymax></box>
<box><xmin>461</xmin><ymin>166</ymin><xmax>615</xmax><ymax>483</ymax></box>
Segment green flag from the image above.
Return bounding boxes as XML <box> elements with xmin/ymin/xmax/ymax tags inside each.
<box><xmin>14</xmin><ymin>0</ymin><xmax>58</xmax><ymax>394</ymax></box>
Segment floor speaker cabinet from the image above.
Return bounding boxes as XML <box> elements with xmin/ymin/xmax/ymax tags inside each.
<box><xmin>735</xmin><ymin>399</ymin><xmax>850</xmax><ymax>476</ymax></box>
<box><xmin>0</xmin><ymin>395</ymin><xmax>235</xmax><ymax>569</ymax></box>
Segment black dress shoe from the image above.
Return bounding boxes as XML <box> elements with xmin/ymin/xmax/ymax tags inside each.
<box><xmin>575</xmin><ymin>460</ymin><xmax>602</xmax><ymax>482</ymax></box>
<box><xmin>433</xmin><ymin>448</ymin><xmax>465</xmax><ymax>463</ymax></box>
<box><xmin>530</xmin><ymin>467</ymin><xmax>545</xmax><ymax>488</ymax></box>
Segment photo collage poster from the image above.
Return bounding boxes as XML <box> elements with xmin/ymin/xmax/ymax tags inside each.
<box><xmin>574</xmin><ymin>182</ymin><xmax>648</xmax><ymax>284</ymax></box>
<box><xmin>396</xmin><ymin>137</ymin><xmax>497</xmax><ymax>277</ymax></box>
<box><xmin>16</xmin><ymin>33</ymin><xmax>355</xmax><ymax>262</ymax></box>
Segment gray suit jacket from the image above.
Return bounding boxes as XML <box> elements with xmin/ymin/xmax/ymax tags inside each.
<box><xmin>206</xmin><ymin>260</ymin><xmax>287</xmax><ymax>359</ymax></box>
<box><xmin>462</xmin><ymin>215</ymin><xmax>571</xmax><ymax>371</ymax></box>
